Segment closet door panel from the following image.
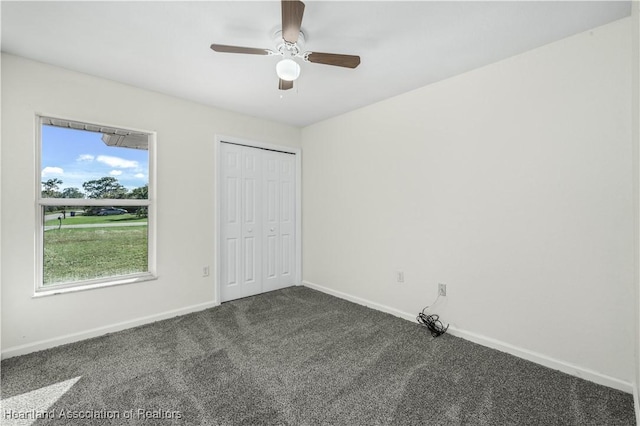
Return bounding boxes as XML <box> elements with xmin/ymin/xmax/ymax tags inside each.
<box><xmin>220</xmin><ymin>144</ymin><xmax>243</xmax><ymax>302</ymax></box>
<box><xmin>240</xmin><ymin>146</ymin><xmax>262</xmax><ymax>298</ymax></box>
<box><xmin>263</xmin><ymin>152</ymin><xmax>281</xmax><ymax>291</ymax></box>
<box><xmin>279</xmin><ymin>155</ymin><xmax>296</xmax><ymax>287</ymax></box>
<box><xmin>263</xmin><ymin>151</ymin><xmax>296</xmax><ymax>292</ymax></box>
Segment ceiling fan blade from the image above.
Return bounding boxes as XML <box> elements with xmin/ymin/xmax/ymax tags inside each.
<box><xmin>306</xmin><ymin>52</ymin><xmax>361</xmax><ymax>68</ymax></box>
<box><xmin>210</xmin><ymin>44</ymin><xmax>270</xmax><ymax>55</ymax></box>
<box><xmin>282</xmin><ymin>0</ymin><xmax>305</xmax><ymax>44</ymax></box>
<box><xmin>279</xmin><ymin>79</ymin><xmax>294</xmax><ymax>91</ymax></box>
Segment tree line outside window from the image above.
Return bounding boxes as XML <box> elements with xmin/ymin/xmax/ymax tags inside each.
<box><xmin>42</xmin><ymin>177</ymin><xmax>149</xmax><ymax>217</ymax></box>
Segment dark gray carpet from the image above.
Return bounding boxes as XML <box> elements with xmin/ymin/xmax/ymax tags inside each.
<box><xmin>1</xmin><ymin>286</ymin><xmax>635</xmax><ymax>425</ymax></box>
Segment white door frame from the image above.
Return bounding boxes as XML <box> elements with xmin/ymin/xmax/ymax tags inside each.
<box><xmin>214</xmin><ymin>134</ymin><xmax>302</xmax><ymax>304</ymax></box>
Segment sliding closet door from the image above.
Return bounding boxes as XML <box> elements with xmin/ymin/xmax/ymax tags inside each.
<box><xmin>220</xmin><ymin>143</ymin><xmax>263</xmax><ymax>302</ymax></box>
<box><xmin>263</xmin><ymin>151</ymin><xmax>296</xmax><ymax>292</ymax></box>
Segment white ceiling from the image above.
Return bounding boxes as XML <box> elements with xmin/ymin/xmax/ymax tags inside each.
<box><xmin>1</xmin><ymin>1</ymin><xmax>631</xmax><ymax>127</ymax></box>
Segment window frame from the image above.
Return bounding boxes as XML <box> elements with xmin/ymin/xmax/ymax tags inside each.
<box><xmin>34</xmin><ymin>114</ymin><xmax>157</xmax><ymax>296</ymax></box>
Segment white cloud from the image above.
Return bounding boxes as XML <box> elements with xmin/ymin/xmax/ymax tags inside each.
<box><xmin>134</xmin><ymin>173</ymin><xmax>145</xmax><ymax>179</ymax></box>
<box><xmin>42</xmin><ymin>166</ymin><xmax>64</xmax><ymax>176</ymax></box>
<box><xmin>96</xmin><ymin>155</ymin><xmax>138</xmax><ymax>169</ymax></box>
<box><xmin>109</xmin><ymin>170</ymin><xmax>123</xmax><ymax>176</ymax></box>
<box><xmin>77</xmin><ymin>154</ymin><xmax>95</xmax><ymax>162</ymax></box>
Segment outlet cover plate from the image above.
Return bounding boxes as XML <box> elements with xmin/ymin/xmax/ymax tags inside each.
<box><xmin>438</xmin><ymin>283</ymin><xmax>447</xmax><ymax>296</ymax></box>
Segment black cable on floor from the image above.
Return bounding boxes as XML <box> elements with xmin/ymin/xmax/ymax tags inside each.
<box><xmin>417</xmin><ymin>307</ymin><xmax>449</xmax><ymax>337</ymax></box>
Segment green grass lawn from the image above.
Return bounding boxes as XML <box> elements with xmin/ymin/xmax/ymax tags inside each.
<box><xmin>43</xmin><ymin>226</ymin><xmax>148</xmax><ymax>285</ymax></box>
<box><xmin>44</xmin><ymin>213</ymin><xmax>147</xmax><ymax>226</ymax></box>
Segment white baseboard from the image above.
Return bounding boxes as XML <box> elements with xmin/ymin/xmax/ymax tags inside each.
<box><xmin>303</xmin><ymin>280</ymin><xmax>417</xmax><ymax>322</ymax></box>
<box><xmin>302</xmin><ymin>280</ymin><xmax>633</xmax><ymax>394</ymax></box>
<box><xmin>446</xmin><ymin>326</ymin><xmax>632</xmax><ymax>393</ymax></box>
<box><xmin>634</xmin><ymin>384</ymin><xmax>640</xmax><ymax>424</ymax></box>
<box><xmin>1</xmin><ymin>300</ymin><xmax>219</xmax><ymax>360</ymax></box>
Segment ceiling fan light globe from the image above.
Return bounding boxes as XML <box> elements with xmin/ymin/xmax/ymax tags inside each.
<box><xmin>276</xmin><ymin>58</ymin><xmax>301</xmax><ymax>81</ymax></box>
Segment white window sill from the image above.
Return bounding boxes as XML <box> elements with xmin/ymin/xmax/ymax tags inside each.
<box><xmin>33</xmin><ymin>273</ymin><xmax>157</xmax><ymax>298</ymax></box>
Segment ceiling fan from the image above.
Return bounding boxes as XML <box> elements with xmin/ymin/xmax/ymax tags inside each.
<box><xmin>210</xmin><ymin>0</ymin><xmax>361</xmax><ymax>91</ymax></box>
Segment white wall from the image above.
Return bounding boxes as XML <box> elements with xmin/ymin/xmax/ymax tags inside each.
<box><xmin>0</xmin><ymin>54</ymin><xmax>301</xmax><ymax>355</ymax></box>
<box><xmin>302</xmin><ymin>18</ymin><xmax>634</xmax><ymax>389</ymax></box>
<box><xmin>0</xmin><ymin>49</ymin><xmax>3</xmax><ymax>360</ymax></box>
<box><xmin>633</xmin><ymin>1</ymin><xmax>640</xmax><ymax>418</ymax></box>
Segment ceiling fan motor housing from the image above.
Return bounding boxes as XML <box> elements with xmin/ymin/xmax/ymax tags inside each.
<box><xmin>274</xmin><ymin>30</ymin><xmax>305</xmax><ymax>59</ymax></box>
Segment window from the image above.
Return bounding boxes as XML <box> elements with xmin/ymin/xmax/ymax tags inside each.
<box><xmin>36</xmin><ymin>116</ymin><xmax>155</xmax><ymax>294</ymax></box>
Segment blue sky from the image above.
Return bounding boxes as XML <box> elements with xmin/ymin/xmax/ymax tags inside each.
<box><xmin>41</xmin><ymin>125</ymin><xmax>149</xmax><ymax>192</ymax></box>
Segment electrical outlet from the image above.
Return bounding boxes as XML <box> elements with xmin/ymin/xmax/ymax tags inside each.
<box><xmin>438</xmin><ymin>283</ymin><xmax>447</xmax><ymax>297</ymax></box>
<box><xmin>203</xmin><ymin>266</ymin><xmax>210</xmax><ymax>277</ymax></box>
<box><xmin>396</xmin><ymin>270</ymin><xmax>405</xmax><ymax>283</ymax></box>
